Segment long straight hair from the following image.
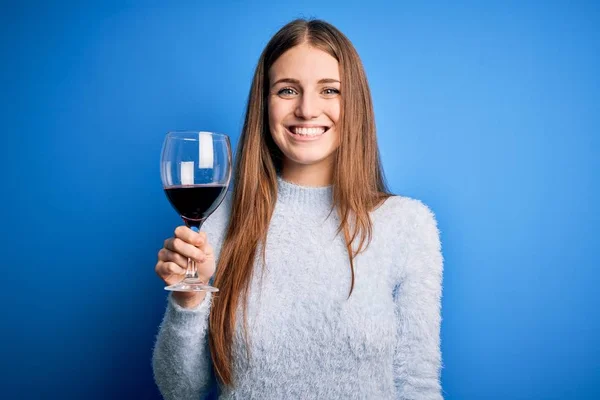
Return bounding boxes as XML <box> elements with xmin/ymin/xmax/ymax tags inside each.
<box><xmin>209</xmin><ymin>18</ymin><xmax>392</xmax><ymax>385</ymax></box>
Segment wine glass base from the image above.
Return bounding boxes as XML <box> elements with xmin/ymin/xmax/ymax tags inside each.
<box><xmin>165</xmin><ymin>278</ymin><xmax>219</xmax><ymax>293</ymax></box>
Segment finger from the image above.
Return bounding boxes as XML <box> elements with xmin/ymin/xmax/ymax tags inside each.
<box><xmin>166</xmin><ymin>237</ymin><xmax>205</xmax><ymax>262</ymax></box>
<box><xmin>158</xmin><ymin>248</ymin><xmax>189</xmax><ymax>269</ymax></box>
<box><xmin>199</xmin><ymin>242</ymin><xmax>214</xmax><ymax>259</ymax></box>
<box><xmin>164</xmin><ymin>261</ymin><xmax>186</xmax><ymax>276</ymax></box>
<box><xmin>155</xmin><ymin>260</ymin><xmax>185</xmax><ymax>280</ymax></box>
<box><xmin>160</xmin><ymin>262</ymin><xmax>187</xmax><ymax>286</ymax></box>
<box><xmin>174</xmin><ymin>226</ymin><xmax>205</xmax><ymax>246</ymax></box>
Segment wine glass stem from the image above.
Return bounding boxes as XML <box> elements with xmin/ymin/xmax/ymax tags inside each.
<box><xmin>185</xmin><ymin>225</ymin><xmax>203</xmax><ymax>282</ymax></box>
<box><xmin>186</xmin><ymin>258</ymin><xmax>199</xmax><ymax>281</ymax></box>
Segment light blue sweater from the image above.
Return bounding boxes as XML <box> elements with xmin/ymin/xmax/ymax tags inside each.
<box><xmin>152</xmin><ymin>176</ymin><xmax>444</xmax><ymax>399</ymax></box>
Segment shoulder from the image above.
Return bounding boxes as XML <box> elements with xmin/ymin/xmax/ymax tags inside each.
<box><xmin>375</xmin><ymin>195</ymin><xmax>439</xmax><ymax>236</ymax></box>
<box><xmin>375</xmin><ymin>195</ymin><xmax>443</xmax><ymax>276</ymax></box>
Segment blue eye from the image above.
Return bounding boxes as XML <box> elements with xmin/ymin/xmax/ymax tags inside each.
<box><xmin>278</xmin><ymin>87</ymin><xmax>297</xmax><ymax>96</ymax></box>
<box><xmin>323</xmin><ymin>88</ymin><xmax>340</xmax><ymax>96</ymax></box>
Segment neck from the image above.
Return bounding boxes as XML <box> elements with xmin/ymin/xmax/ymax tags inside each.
<box><xmin>281</xmin><ymin>160</ymin><xmax>334</xmax><ymax>187</ymax></box>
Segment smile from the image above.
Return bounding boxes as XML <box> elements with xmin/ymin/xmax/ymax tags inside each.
<box><xmin>286</xmin><ymin>125</ymin><xmax>330</xmax><ymax>141</ymax></box>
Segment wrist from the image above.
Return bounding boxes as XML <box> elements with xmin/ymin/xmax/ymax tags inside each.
<box><xmin>172</xmin><ymin>291</ymin><xmax>206</xmax><ymax>309</ymax></box>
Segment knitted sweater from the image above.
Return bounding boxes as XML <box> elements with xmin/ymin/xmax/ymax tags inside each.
<box><xmin>152</xmin><ymin>175</ymin><xmax>444</xmax><ymax>399</ymax></box>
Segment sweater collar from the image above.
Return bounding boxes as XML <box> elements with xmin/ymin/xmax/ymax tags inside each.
<box><xmin>276</xmin><ymin>174</ymin><xmax>334</xmax><ymax>208</ymax></box>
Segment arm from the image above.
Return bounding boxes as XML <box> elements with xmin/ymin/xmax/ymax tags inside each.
<box><xmin>152</xmin><ymin>292</ymin><xmax>216</xmax><ymax>400</ymax></box>
<box><xmin>152</xmin><ymin>191</ymin><xmax>231</xmax><ymax>399</ymax></box>
<box><xmin>393</xmin><ymin>201</ymin><xmax>444</xmax><ymax>399</ymax></box>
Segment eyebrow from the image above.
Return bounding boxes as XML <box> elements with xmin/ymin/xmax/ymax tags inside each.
<box><xmin>271</xmin><ymin>78</ymin><xmax>341</xmax><ymax>87</ymax></box>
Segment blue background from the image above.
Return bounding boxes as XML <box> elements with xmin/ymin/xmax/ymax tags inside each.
<box><xmin>2</xmin><ymin>1</ymin><xmax>598</xmax><ymax>399</ymax></box>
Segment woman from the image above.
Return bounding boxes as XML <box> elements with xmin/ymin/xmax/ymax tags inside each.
<box><xmin>153</xmin><ymin>18</ymin><xmax>444</xmax><ymax>399</ymax></box>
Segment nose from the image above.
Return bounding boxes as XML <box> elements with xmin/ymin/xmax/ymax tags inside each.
<box><xmin>294</xmin><ymin>92</ymin><xmax>321</xmax><ymax>120</ymax></box>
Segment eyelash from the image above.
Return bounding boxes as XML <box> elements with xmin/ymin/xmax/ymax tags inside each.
<box><xmin>277</xmin><ymin>87</ymin><xmax>340</xmax><ymax>96</ymax></box>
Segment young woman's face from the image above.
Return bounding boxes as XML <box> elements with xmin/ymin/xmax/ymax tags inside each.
<box><xmin>268</xmin><ymin>43</ymin><xmax>341</xmax><ymax>179</ymax></box>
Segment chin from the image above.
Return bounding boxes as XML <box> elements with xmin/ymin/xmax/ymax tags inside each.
<box><xmin>288</xmin><ymin>154</ymin><xmax>333</xmax><ymax>166</ymax></box>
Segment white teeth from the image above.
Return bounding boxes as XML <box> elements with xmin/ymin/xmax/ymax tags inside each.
<box><xmin>291</xmin><ymin>127</ymin><xmax>326</xmax><ymax>136</ymax></box>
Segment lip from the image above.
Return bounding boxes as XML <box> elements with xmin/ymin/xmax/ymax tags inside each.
<box><xmin>285</xmin><ymin>125</ymin><xmax>330</xmax><ymax>142</ymax></box>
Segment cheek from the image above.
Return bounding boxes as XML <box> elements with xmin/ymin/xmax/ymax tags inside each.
<box><xmin>328</xmin><ymin>103</ymin><xmax>341</xmax><ymax>145</ymax></box>
<box><xmin>328</xmin><ymin>101</ymin><xmax>341</xmax><ymax>124</ymax></box>
<box><xmin>268</xmin><ymin>100</ymin><xmax>286</xmax><ymax>134</ymax></box>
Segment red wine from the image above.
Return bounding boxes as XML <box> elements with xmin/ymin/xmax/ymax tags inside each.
<box><xmin>164</xmin><ymin>184</ymin><xmax>228</xmax><ymax>228</ymax></box>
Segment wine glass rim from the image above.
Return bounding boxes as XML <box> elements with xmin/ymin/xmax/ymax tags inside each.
<box><xmin>166</xmin><ymin>130</ymin><xmax>229</xmax><ymax>139</ymax></box>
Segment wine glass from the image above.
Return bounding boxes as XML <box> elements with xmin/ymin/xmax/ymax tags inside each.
<box><xmin>160</xmin><ymin>131</ymin><xmax>232</xmax><ymax>292</ymax></box>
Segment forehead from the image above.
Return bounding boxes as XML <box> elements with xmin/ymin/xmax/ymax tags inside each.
<box><xmin>269</xmin><ymin>43</ymin><xmax>340</xmax><ymax>81</ymax></box>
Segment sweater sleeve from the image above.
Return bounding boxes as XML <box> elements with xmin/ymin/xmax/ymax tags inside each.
<box><xmin>152</xmin><ymin>292</ymin><xmax>216</xmax><ymax>400</ymax></box>
<box><xmin>152</xmin><ymin>191</ymin><xmax>232</xmax><ymax>400</ymax></box>
<box><xmin>393</xmin><ymin>199</ymin><xmax>444</xmax><ymax>399</ymax></box>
